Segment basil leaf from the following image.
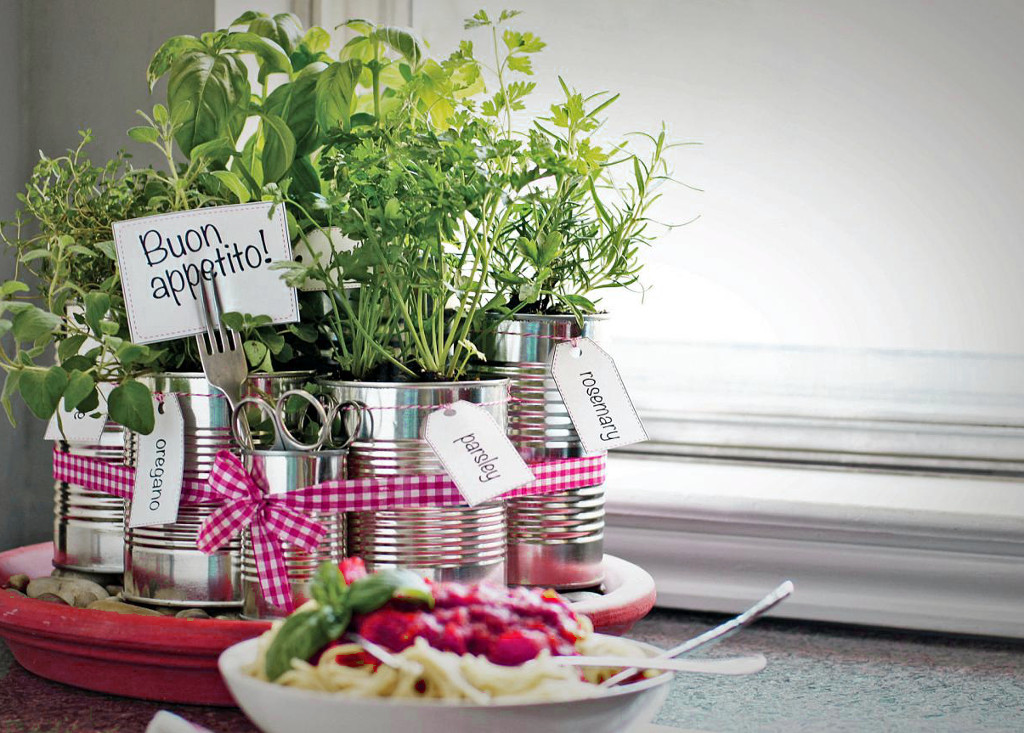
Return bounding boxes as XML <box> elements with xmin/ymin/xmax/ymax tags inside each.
<box><xmin>346</xmin><ymin>568</ymin><xmax>434</xmax><ymax>614</ymax></box>
<box><xmin>257</xmin><ymin>112</ymin><xmax>296</xmax><ymax>184</ymax></box>
<box><xmin>168</xmin><ymin>50</ymin><xmax>249</xmax><ymax>157</ymax></box>
<box><xmin>264</xmin><ymin>606</ymin><xmax>351</xmax><ymax>681</ymax></box>
<box><xmin>315</xmin><ymin>60</ymin><xmax>362</xmax><ymax>134</ymax></box>
<box><xmin>310</xmin><ymin>561</ymin><xmax>348</xmax><ymax>609</ymax></box>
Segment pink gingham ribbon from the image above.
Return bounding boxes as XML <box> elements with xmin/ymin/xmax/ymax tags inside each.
<box><xmin>52</xmin><ymin>448</ymin><xmax>606</xmax><ymax>510</ymax></box>
<box><xmin>52</xmin><ymin>447</ymin><xmax>221</xmax><ymax>502</ymax></box>
<box><xmin>197</xmin><ymin>451</ymin><xmax>327</xmax><ymax>612</ymax></box>
<box><xmin>54</xmin><ymin>446</ymin><xmax>606</xmax><ymax>612</ymax></box>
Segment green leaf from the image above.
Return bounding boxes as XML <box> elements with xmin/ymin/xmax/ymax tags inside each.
<box><xmin>108</xmin><ymin>380</ymin><xmax>155</xmax><ymax>434</ymax></box>
<box><xmin>315</xmin><ymin>60</ymin><xmax>362</xmax><ymax>133</ymax></box>
<box><xmin>95</xmin><ymin>241</ymin><xmax>118</xmax><ymax>260</ymax></box>
<box><xmin>229</xmin><ymin>10</ymin><xmax>264</xmax><ymax>26</ymax></box>
<box><xmin>264</xmin><ymin>63</ymin><xmax>325</xmax><ymax>157</ymax></box>
<box><xmin>345</xmin><ymin>568</ymin><xmax>434</xmax><ymax>614</ymax></box>
<box><xmin>257</xmin><ymin>113</ymin><xmax>296</xmax><ymax>184</ymax></box>
<box><xmin>2</xmin><ymin>371</ymin><xmax>20</xmax><ymax>425</ymax></box>
<box><xmin>309</xmin><ymin>562</ymin><xmax>348</xmax><ymax>609</ymax></box>
<box><xmin>19</xmin><ymin>248</ymin><xmax>51</xmax><ymax>263</ymax></box>
<box><xmin>167</xmin><ymin>50</ymin><xmax>250</xmax><ymax>157</ymax></box>
<box><xmin>115</xmin><ymin>342</ymin><xmax>148</xmax><ymax>368</ymax></box>
<box><xmin>147</xmin><ymin>35</ymin><xmax>204</xmax><ymax>90</ymax></box>
<box><xmin>211</xmin><ymin>170</ymin><xmax>251</xmax><ymax>203</ymax></box>
<box><xmin>264</xmin><ymin>607</ymin><xmax>349</xmax><ymax>681</ymax></box>
<box><xmin>227</xmin><ymin>32</ymin><xmax>293</xmax><ymax>83</ymax></box>
<box><xmin>20</xmin><ymin>366</ymin><xmax>68</xmax><ymax>420</ymax></box>
<box><xmin>77</xmin><ymin>387</ymin><xmax>100</xmax><ymax>414</ymax></box>
<box><xmin>343</xmin><ymin>18</ymin><xmax>375</xmax><ymax>35</ymax></box>
<box><xmin>63</xmin><ymin>370</ymin><xmax>95</xmax><ymax>411</ymax></box>
<box><xmin>57</xmin><ymin>335</ymin><xmax>88</xmax><ymax>362</ymax></box>
<box><xmin>84</xmin><ymin>292</ymin><xmax>110</xmax><ymax>336</ymax></box>
<box><xmin>127</xmin><ymin>126</ymin><xmax>159</xmax><ymax>144</ymax></box>
<box><xmin>372</xmin><ymin>26</ymin><xmax>423</xmax><ymax>67</ymax></box>
<box><xmin>11</xmin><ymin>307</ymin><xmax>61</xmax><ymax>343</ymax></box>
<box><xmin>243</xmin><ymin>340</ymin><xmax>270</xmax><ymax>370</ymax></box>
<box><xmin>301</xmin><ymin>27</ymin><xmax>330</xmax><ymax>54</ymax></box>
<box><xmin>190</xmin><ymin>137</ymin><xmax>237</xmax><ymax>167</ymax></box>
<box><xmin>0</xmin><ymin>281</ymin><xmax>29</xmax><ymax>298</ymax></box>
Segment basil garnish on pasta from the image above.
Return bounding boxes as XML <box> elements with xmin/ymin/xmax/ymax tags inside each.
<box><xmin>265</xmin><ymin>563</ymin><xmax>434</xmax><ymax>681</ymax></box>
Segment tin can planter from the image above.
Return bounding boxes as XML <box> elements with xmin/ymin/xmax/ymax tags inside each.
<box><xmin>320</xmin><ymin>379</ymin><xmax>509</xmax><ymax>584</ymax></box>
<box><xmin>123</xmin><ymin>371</ymin><xmax>313</xmax><ymax>607</ymax></box>
<box><xmin>240</xmin><ymin>448</ymin><xmax>348</xmax><ymax>619</ymax></box>
<box><xmin>476</xmin><ymin>314</ymin><xmax>608</xmax><ymax>589</ymax></box>
<box><xmin>53</xmin><ymin>421</ymin><xmax>126</xmax><ymax>574</ymax></box>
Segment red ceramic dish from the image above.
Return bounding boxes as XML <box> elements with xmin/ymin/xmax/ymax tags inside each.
<box><xmin>0</xmin><ymin>543</ymin><xmax>655</xmax><ymax>705</ymax></box>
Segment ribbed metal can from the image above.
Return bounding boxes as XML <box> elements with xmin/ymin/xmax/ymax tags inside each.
<box><xmin>476</xmin><ymin>314</ymin><xmax>608</xmax><ymax>589</ymax></box>
<box><xmin>240</xmin><ymin>448</ymin><xmax>348</xmax><ymax>619</ymax></box>
<box><xmin>52</xmin><ymin>421</ymin><xmax>126</xmax><ymax>574</ymax></box>
<box><xmin>123</xmin><ymin>371</ymin><xmax>313</xmax><ymax>607</ymax></box>
<box><xmin>320</xmin><ymin>379</ymin><xmax>509</xmax><ymax>584</ymax></box>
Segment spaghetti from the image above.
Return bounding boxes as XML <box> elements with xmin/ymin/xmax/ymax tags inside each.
<box><xmin>247</xmin><ymin>590</ymin><xmax>660</xmax><ymax>704</ymax></box>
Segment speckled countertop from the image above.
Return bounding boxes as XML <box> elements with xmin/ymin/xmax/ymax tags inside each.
<box><xmin>1</xmin><ymin>609</ymin><xmax>1023</xmax><ymax>732</ymax></box>
<box><xmin>629</xmin><ymin>610</ymin><xmax>1024</xmax><ymax>732</ymax></box>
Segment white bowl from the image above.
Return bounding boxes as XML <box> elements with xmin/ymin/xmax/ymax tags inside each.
<box><xmin>219</xmin><ymin>638</ymin><xmax>673</xmax><ymax>733</ymax></box>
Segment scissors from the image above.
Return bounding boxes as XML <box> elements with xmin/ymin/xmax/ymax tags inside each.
<box><xmin>231</xmin><ymin>389</ymin><xmax>361</xmax><ymax>452</ymax></box>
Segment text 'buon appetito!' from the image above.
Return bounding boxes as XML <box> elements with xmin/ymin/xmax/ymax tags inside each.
<box><xmin>112</xmin><ymin>202</ymin><xmax>299</xmax><ymax>345</ymax></box>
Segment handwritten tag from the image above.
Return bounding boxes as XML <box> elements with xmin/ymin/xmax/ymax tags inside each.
<box><xmin>128</xmin><ymin>394</ymin><xmax>185</xmax><ymax>528</ymax></box>
<box><xmin>550</xmin><ymin>338</ymin><xmax>648</xmax><ymax>453</ymax></box>
<box><xmin>45</xmin><ymin>403</ymin><xmax>107</xmax><ymax>443</ymax></box>
<box><xmin>424</xmin><ymin>400</ymin><xmax>535</xmax><ymax>506</ymax></box>
<box><xmin>112</xmin><ymin>202</ymin><xmax>299</xmax><ymax>345</ymax></box>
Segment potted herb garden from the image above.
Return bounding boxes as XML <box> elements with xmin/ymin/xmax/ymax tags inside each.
<box><xmin>0</xmin><ymin>7</ymin><xmax>671</xmax><ymax>606</ymax></box>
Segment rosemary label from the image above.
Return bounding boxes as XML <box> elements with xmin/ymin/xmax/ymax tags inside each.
<box><xmin>551</xmin><ymin>338</ymin><xmax>648</xmax><ymax>452</ymax></box>
<box><xmin>128</xmin><ymin>393</ymin><xmax>185</xmax><ymax>528</ymax></box>
<box><xmin>424</xmin><ymin>400</ymin><xmax>535</xmax><ymax>505</ymax></box>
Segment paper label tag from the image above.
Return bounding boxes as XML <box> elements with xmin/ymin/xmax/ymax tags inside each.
<box><xmin>550</xmin><ymin>338</ymin><xmax>648</xmax><ymax>453</ymax></box>
<box><xmin>112</xmin><ymin>202</ymin><xmax>299</xmax><ymax>345</ymax></box>
<box><xmin>45</xmin><ymin>403</ymin><xmax>107</xmax><ymax>443</ymax></box>
<box><xmin>128</xmin><ymin>394</ymin><xmax>185</xmax><ymax>528</ymax></box>
<box><xmin>424</xmin><ymin>400</ymin><xmax>535</xmax><ymax>506</ymax></box>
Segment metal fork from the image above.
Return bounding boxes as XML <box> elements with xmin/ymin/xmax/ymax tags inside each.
<box><xmin>600</xmin><ymin>579</ymin><xmax>794</xmax><ymax>687</ymax></box>
<box><xmin>196</xmin><ymin>279</ymin><xmax>251</xmax><ymax>448</ymax></box>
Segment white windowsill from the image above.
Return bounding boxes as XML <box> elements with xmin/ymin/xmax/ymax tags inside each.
<box><xmin>604</xmin><ymin>456</ymin><xmax>1024</xmax><ymax>638</ymax></box>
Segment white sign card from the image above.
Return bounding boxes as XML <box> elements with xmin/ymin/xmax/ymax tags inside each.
<box><xmin>550</xmin><ymin>338</ymin><xmax>648</xmax><ymax>453</ymax></box>
<box><xmin>424</xmin><ymin>400</ymin><xmax>535</xmax><ymax>506</ymax></box>
<box><xmin>112</xmin><ymin>202</ymin><xmax>299</xmax><ymax>344</ymax></box>
<box><xmin>128</xmin><ymin>394</ymin><xmax>185</xmax><ymax>528</ymax></box>
<box><xmin>45</xmin><ymin>384</ymin><xmax>113</xmax><ymax>443</ymax></box>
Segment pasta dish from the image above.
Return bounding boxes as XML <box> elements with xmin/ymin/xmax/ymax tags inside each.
<box><xmin>246</xmin><ymin>559</ymin><xmax>659</xmax><ymax>703</ymax></box>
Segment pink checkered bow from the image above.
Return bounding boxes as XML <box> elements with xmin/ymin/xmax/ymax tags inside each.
<box><xmin>196</xmin><ymin>450</ymin><xmax>327</xmax><ymax>613</ymax></box>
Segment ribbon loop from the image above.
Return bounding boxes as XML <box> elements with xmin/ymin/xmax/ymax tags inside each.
<box><xmin>196</xmin><ymin>450</ymin><xmax>327</xmax><ymax>612</ymax></box>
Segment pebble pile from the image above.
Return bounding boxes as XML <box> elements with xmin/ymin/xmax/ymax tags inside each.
<box><xmin>2</xmin><ymin>570</ymin><xmax>244</xmax><ymax>620</ymax></box>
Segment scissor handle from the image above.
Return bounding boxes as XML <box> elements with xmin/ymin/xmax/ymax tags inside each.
<box><xmin>321</xmin><ymin>398</ymin><xmax>363</xmax><ymax>449</ymax></box>
<box><xmin>231</xmin><ymin>396</ymin><xmax>282</xmax><ymax>450</ymax></box>
<box><xmin>273</xmin><ymin>389</ymin><xmax>331</xmax><ymax>451</ymax></box>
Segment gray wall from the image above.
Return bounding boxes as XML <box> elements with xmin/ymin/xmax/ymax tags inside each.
<box><xmin>0</xmin><ymin>0</ymin><xmax>214</xmax><ymax>551</ymax></box>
